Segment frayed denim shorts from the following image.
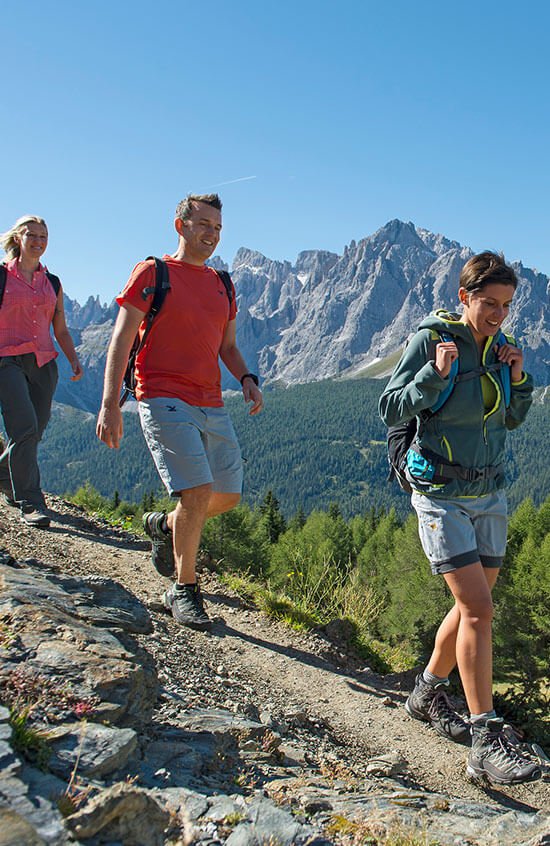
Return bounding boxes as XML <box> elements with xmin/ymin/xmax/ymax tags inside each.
<box><xmin>411</xmin><ymin>490</ymin><xmax>507</xmax><ymax>575</ymax></box>
<box><xmin>139</xmin><ymin>397</ymin><xmax>243</xmax><ymax>496</ymax></box>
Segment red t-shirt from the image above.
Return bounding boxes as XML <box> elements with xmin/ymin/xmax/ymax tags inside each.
<box><xmin>117</xmin><ymin>257</ymin><xmax>237</xmax><ymax>406</ymax></box>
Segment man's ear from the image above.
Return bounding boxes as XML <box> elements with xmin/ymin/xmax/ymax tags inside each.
<box><xmin>174</xmin><ymin>217</ymin><xmax>187</xmax><ymax>236</ymax></box>
<box><xmin>458</xmin><ymin>287</ymin><xmax>468</xmax><ymax>305</ymax></box>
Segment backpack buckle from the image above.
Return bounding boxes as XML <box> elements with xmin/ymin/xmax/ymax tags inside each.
<box><xmin>464</xmin><ymin>467</ymin><xmax>485</xmax><ymax>482</ymax></box>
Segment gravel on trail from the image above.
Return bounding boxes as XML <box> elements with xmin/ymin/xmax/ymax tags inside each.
<box><xmin>2</xmin><ymin>493</ymin><xmax>548</xmax><ymax>818</ymax></box>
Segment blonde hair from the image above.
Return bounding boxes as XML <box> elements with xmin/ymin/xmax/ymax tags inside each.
<box><xmin>0</xmin><ymin>215</ymin><xmax>48</xmax><ymax>260</ymax></box>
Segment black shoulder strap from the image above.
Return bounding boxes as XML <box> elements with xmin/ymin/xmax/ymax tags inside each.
<box><xmin>118</xmin><ymin>257</ymin><xmax>171</xmax><ymax>407</ymax></box>
<box><xmin>215</xmin><ymin>269</ymin><xmax>234</xmax><ymax>306</ymax></box>
<box><xmin>143</xmin><ymin>256</ymin><xmax>170</xmax><ymax>315</ymax></box>
<box><xmin>45</xmin><ymin>271</ymin><xmax>61</xmax><ymax>298</ymax></box>
<box><xmin>0</xmin><ymin>264</ymin><xmax>61</xmax><ymax>307</ymax></box>
<box><xmin>136</xmin><ymin>257</ymin><xmax>170</xmax><ymax>347</ymax></box>
<box><xmin>0</xmin><ymin>265</ymin><xmax>6</xmax><ymax>309</ymax></box>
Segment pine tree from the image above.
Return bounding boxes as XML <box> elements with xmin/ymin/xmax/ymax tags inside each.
<box><xmin>258</xmin><ymin>490</ymin><xmax>286</xmax><ymax>543</ymax></box>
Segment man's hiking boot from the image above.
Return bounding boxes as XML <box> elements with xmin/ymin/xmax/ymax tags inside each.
<box><xmin>405</xmin><ymin>673</ymin><xmax>470</xmax><ymax>745</ymax></box>
<box><xmin>467</xmin><ymin>718</ymin><xmax>542</xmax><ymax>784</ymax></box>
<box><xmin>143</xmin><ymin>511</ymin><xmax>175</xmax><ymax>577</ymax></box>
<box><xmin>162</xmin><ymin>583</ymin><xmax>212</xmax><ymax>631</ymax></box>
<box><xmin>20</xmin><ymin>502</ymin><xmax>50</xmax><ymax>529</ymax></box>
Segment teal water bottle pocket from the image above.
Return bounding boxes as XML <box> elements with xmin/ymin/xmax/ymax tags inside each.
<box><xmin>406</xmin><ymin>449</ymin><xmax>436</xmax><ymax>482</ymax></box>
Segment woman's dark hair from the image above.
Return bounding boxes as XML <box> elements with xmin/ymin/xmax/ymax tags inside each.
<box><xmin>459</xmin><ymin>251</ymin><xmax>518</xmax><ymax>292</ymax></box>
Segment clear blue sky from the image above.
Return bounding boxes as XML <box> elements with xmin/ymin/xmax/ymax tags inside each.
<box><xmin>3</xmin><ymin>0</ymin><xmax>549</xmax><ymax>303</ymax></box>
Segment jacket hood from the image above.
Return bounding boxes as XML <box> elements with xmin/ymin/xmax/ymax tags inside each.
<box><xmin>418</xmin><ymin>310</ymin><xmax>474</xmax><ymax>342</ymax></box>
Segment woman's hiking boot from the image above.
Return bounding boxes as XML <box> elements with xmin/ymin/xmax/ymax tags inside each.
<box><xmin>143</xmin><ymin>511</ymin><xmax>175</xmax><ymax>577</ymax></box>
<box><xmin>162</xmin><ymin>583</ymin><xmax>211</xmax><ymax>631</ymax></box>
<box><xmin>405</xmin><ymin>673</ymin><xmax>470</xmax><ymax>745</ymax></box>
<box><xmin>467</xmin><ymin>718</ymin><xmax>542</xmax><ymax>784</ymax></box>
<box><xmin>20</xmin><ymin>502</ymin><xmax>50</xmax><ymax>529</ymax></box>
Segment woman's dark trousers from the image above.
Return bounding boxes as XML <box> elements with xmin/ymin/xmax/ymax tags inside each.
<box><xmin>0</xmin><ymin>354</ymin><xmax>58</xmax><ymax>507</ymax></box>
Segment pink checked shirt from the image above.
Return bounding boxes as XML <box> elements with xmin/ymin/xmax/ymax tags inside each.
<box><xmin>0</xmin><ymin>258</ymin><xmax>58</xmax><ymax>367</ymax></box>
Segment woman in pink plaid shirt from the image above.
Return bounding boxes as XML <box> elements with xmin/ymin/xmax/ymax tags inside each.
<box><xmin>0</xmin><ymin>215</ymin><xmax>82</xmax><ymax>527</ymax></box>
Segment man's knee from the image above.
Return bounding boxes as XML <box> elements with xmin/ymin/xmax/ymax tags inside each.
<box><xmin>209</xmin><ymin>492</ymin><xmax>241</xmax><ymax>516</ymax></box>
<box><xmin>179</xmin><ymin>483</ymin><xmax>212</xmax><ymax>501</ymax></box>
<box><xmin>175</xmin><ymin>484</ymin><xmax>213</xmax><ymax>517</ymax></box>
<box><xmin>222</xmin><ymin>492</ymin><xmax>241</xmax><ymax>511</ymax></box>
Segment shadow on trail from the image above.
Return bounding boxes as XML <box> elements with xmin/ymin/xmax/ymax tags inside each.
<box><xmin>210</xmin><ymin>615</ymin><xmax>398</xmax><ymax>699</ymax></box>
<box><xmin>45</xmin><ymin>508</ymin><xmax>149</xmax><ymax>552</ymax></box>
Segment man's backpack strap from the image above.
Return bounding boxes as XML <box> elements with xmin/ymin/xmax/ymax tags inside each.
<box><xmin>215</xmin><ymin>269</ymin><xmax>234</xmax><ymax>307</ymax></box>
<box><xmin>119</xmin><ymin>257</ymin><xmax>170</xmax><ymax>407</ymax></box>
<box><xmin>0</xmin><ymin>264</ymin><xmax>61</xmax><ymax>307</ymax></box>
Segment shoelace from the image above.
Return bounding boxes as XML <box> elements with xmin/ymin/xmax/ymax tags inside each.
<box><xmin>428</xmin><ymin>690</ymin><xmax>466</xmax><ymax>728</ymax></box>
<box><xmin>502</xmin><ymin>724</ymin><xmax>550</xmax><ymax>774</ymax></box>
<box><xmin>174</xmin><ymin>586</ymin><xmax>207</xmax><ymax>616</ymax></box>
<box><xmin>483</xmin><ymin>729</ymin><xmax>533</xmax><ymax>771</ymax></box>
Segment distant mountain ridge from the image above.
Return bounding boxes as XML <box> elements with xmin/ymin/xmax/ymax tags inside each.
<box><xmin>56</xmin><ymin>220</ymin><xmax>550</xmax><ymax>411</ymax></box>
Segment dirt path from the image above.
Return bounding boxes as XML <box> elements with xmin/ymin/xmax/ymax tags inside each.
<box><xmin>2</xmin><ymin>494</ymin><xmax>548</xmax><ymax>817</ymax></box>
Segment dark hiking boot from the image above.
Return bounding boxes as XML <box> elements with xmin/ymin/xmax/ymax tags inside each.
<box><xmin>143</xmin><ymin>511</ymin><xmax>175</xmax><ymax>577</ymax></box>
<box><xmin>0</xmin><ymin>486</ymin><xmax>16</xmax><ymax>506</ymax></box>
<box><xmin>20</xmin><ymin>502</ymin><xmax>50</xmax><ymax>529</ymax></box>
<box><xmin>162</xmin><ymin>583</ymin><xmax>212</xmax><ymax>631</ymax></box>
<box><xmin>467</xmin><ymin>718</ymin><xmax>542</xmax><ymax>784</ymax></box>
<box><xmin>405</xmin><ymin>673</ymin><xmax>470</xmax><ymax>744</ymax></box>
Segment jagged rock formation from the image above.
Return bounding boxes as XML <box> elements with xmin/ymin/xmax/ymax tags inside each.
<box><xmin>56</xmin><ymin>221</ymin><xmax>550</xmax><ymax>413</ymax></box>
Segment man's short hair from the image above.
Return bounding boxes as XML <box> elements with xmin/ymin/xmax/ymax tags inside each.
<box><xmin>459</xmin><ymin>251</ymin><xmax>518</xmax><ymax>292</ymax></box>
<box><xmin>175</xmin><ymin>194</ymin><xmax>222</xmax><ymax>222</ymax></box>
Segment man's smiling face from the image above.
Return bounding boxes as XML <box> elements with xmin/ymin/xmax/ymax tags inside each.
<box><xmin>179</xmin><ymin>201</ymin><xmax>222</xmax><ymax>263</ymax></box>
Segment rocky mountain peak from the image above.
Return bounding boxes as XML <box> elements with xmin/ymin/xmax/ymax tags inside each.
<box><xmin>58</xmin><ymin>221</ymin><xmax>550</xmax><ymax>411</ymax></box>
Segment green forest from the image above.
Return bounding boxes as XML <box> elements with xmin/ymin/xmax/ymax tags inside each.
<box><xmin>40</xmin><ymin>377</ymin><xmax>550</xmax><ymax>518</ymax></box>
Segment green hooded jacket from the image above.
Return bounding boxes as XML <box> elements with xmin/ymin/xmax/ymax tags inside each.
<box><xmin>378</xmin><ymin>310</ymin><xmax>534</xmax><ymax>498</ymax></box>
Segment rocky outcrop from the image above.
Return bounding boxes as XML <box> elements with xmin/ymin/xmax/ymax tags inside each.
<box><xmin>1</xmin><ymin>553</ymin><xmax>549</xmax><ymax>845</ymax></box>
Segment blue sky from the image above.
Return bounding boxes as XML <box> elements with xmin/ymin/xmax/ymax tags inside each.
<box><xmin>3</xmin><ymin>0</ymin><xmax>549</xmax><ymax>303</ymax></box>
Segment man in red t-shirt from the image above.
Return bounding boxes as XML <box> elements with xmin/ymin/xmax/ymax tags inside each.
<box><xmin>97</xmin><ymin>194</ymin><xmax>263</xmax><ymax>629</ymax></box>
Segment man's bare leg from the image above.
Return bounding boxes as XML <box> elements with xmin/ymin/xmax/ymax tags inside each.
<box><xmin>166</xmin><ymin>489</ymin><xmax>241</xmax><ymax>583</ymax></box>
<box><xmin>167</xmin><ymin>483</ymin><xmax>212</xmax><ymax>584</ymax></box>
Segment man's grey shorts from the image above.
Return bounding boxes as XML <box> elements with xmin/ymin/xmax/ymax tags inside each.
<box><xmin>411</xmin><ymin>490</ymin><xmax>507</xmax><ymax>575</ymax></box>
<box><xmin>138</xmin><ymin>397</ymin><xmax>243</xmax><ymax>496</ymax></box>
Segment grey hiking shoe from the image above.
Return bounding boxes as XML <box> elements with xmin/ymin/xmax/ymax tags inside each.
<box><xmin>467</xmin><ymin>718</ymin><xmax>542</xmax><ymax>784</ymax></box>
<box><xmin>162</xmin><ymin>583</ymin><xmax>212</xmax><ymax>631</ymax></box>
<box><xmin>405</xmin><ymin>673</ymin><xmax>470</xmax><ymax>745</ymax></box>
<box><xmin>143</xmin><ymin>511</ymin><xmax>175</xmax><ymax>577</ymax></box>
<box><xmin>20</xmin><ymin>502</ymin><xmax>50</xmax><ymax>529</ymax></box>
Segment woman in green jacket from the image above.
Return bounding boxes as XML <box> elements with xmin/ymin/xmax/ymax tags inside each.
<box><xmin>379</xmin><ymin>251</ymin><xmax>540</xmax><ymax>785</ymax></box>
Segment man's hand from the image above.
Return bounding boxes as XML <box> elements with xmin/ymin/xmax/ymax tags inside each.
<box><xmin>242</xmin><ymin>378</ymin><xmax>263</xmax><ymax>415</ymax></box>
<box><xmin>96</xmin><ymin>404</ymin><xmax>124</xmax><ymax>449</ymax></box>
<box><xmin>496</xmin><ymin>342</ymin><xmax>524</xmax><ymax>383</ymax></box>
<box><xmin>434</xmin><ymin>341</ymin><xmax>458</xmax><ymax>378</ymax></box>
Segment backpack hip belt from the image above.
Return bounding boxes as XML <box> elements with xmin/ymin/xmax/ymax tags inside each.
<box><xmin>407</xmin><ymin>445</ymin><xmax>502</xmax><ymax>485</ymax></box>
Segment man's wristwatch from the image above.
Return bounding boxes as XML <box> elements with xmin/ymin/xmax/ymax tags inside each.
<box><xmin>240</xmin><ymin>373</ymin><xmax>259</xmax><ymax>386</ymax></box>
